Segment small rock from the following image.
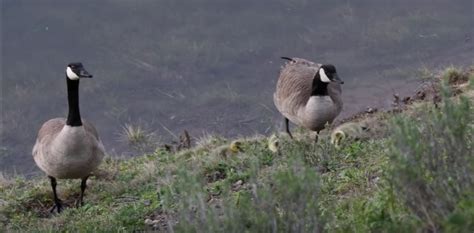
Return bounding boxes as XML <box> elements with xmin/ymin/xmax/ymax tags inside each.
<box><xmin>365</xmin><ymin>107</ymin><xmax>377</xmax><ymax>114</ymax></box>
<box><xmin>152</xmin><ymin>220</ymin><xmax>161</xmax><ymax>225</ymax></box>
<box><xmin>416</xmin><ymin>91</ymin><xmax>426</xmax><ymax>100</ymax></box>
<box><xmin>145</xmin><ymin>219</ymin><xmax>154</xmax><ymax>225</ymax></box>
<box><xmin>143</xmin><ymin>200</ymin><xmax>151</xmax><ymax>206</ymax></box>
<box><xmin>232</xmin><ymin>180</ymin><xmax>244</xmax><ymax>190</ymax></box>
<box><xmin>392</xmin><ymin>94</ymin><xmax>400</xmax><ymax>106</ymax></box>
<box><xmin>402</xmin><ymin>96</ymin><xmax>411</xmax><ymax>104</ymax></box>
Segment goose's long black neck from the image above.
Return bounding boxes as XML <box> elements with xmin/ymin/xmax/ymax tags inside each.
<box><xmin>66</xmin><ymin>77</ymin><xmax>82</xmax><ymax>126</ymax></box>
<box><xmin>311</xmin><ymin>73</ymin><xmax>329</xmax><ymax>96</ymax></box>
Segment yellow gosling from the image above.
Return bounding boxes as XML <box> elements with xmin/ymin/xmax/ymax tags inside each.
<box><xmin>215</xmin><ymin>140</ymin><xmax>243</xmax><ymax>158</ymax></box>
<box><xmin>330</xmin><ymin>122</ymin><xmax>368</xmax><ymax>148</ymax></box>
<box><xmin>267</xmin><ymin>134</ymin><xmax>280</xmax><ymax>153</ymax></box>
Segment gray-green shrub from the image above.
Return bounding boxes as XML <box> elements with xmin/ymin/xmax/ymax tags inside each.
<box><xmin>389</xmin><ymin>86</ymin><xmax>473</xmax><ymax>232</ymax></box>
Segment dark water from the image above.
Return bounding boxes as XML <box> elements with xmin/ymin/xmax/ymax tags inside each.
<box><xmin>1</xmin><ymin>0</ymin><xmax>473</xmax><ymax>176</ymax></box>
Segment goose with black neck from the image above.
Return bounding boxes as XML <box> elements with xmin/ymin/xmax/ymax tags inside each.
<box><xmin>32</xmin><ymin>62</ymin><xmax>105</xmax><ymax>213</ymax></box>
<box><xmin>274</xmin><ymin>57</ymin><xmax>344</xmax><ymax>141</ymax></box>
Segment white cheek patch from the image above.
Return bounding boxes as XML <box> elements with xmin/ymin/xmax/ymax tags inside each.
<box><xmin>66</xmin><ymin>67</ymin><xmax>80</xmax><ymax>80</ymax></box>
<box><xmin>319</xmin><ymin>68</ymin><xmax>331</xmax><ymax>83</ymax></box>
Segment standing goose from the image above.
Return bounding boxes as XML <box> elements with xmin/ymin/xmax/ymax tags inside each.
<box><xmin>32</xmin><ymin>62</ymin><xmax>105</xmax><ymax>213</ymax></box>
<box><xmin>274</xmin><ymin>57</ymin><xmax>344</xmax><ymax>141</ymax></box>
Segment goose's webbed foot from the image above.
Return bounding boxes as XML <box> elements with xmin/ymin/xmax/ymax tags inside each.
<box><xmin>49</xmin><ymin>200</ymin><xmax>63</xmax><ymax>213</ymax></box>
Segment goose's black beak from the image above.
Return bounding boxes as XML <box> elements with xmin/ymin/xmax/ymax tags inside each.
<box><xmin>78</xmin><ymin>68</ymin><xmax>93</xmax><ymax>78</ymax></box>
<box><xmin>332</xmin><ymin>73</ymin><xmax>344</xmax><ymax>84</ymax></box>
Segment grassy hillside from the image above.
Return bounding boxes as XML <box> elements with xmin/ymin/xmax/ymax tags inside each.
<box><xmin>1</xmin><ymin>67</ymin><xmax>473</xmax><ymax>232</ymax></box>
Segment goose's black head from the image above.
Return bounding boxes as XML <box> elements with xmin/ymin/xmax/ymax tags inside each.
<box><xmin>318</xmin><ymin>64</ymin><xmax>344</xmax><ymax>84</ymax></box>
<box><xmin>66</xmin><ymin>62</ymin><xmax>93</xmax><ymax>80</ymax></box>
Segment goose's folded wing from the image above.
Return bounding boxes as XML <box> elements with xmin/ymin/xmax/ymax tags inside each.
<box><xmin>275</xmin><ymin>60</ymin><xmax>320</xmax><ymax>108</ymax></box>
<box><xmin>32</xmin><ymin>118</ymin><xmax>65</xmax><ymax>157</ymax></box>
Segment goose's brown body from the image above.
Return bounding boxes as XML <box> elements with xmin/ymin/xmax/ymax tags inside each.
<box><xmin>273</xmin><ymin>58</ymin><xmax>343</xmax><ymax>131</ymax></box>
<box><xmin>32</xmin><ymin>118</ymin><xmax>105</xmax><ymax>179</ymax></box>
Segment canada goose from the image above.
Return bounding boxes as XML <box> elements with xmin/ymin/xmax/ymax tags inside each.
<box><xmin>32</xmin><ymin>63</ymin><xmax>105</xmax><ymax>213</ymax></box>
<box><xmin>274</xmin><ymin>57</ymin><xmax>344</xmax><ymax>141</ymax></box>
<box><xmin>330</xmin><ymin>122</ymin><xmax>369</xmax><ymax>148</ymax></box>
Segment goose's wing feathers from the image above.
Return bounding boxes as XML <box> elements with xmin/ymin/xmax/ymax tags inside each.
<box><xmin>32</xmin><ymin>118</ymin><xmax>66</xmax><ymax>158</ymax></box>
<box><xmin>274</xmin><ymin>57</ymin><xmax>321</xmax><ymax>115</ymax></box>
<box><xmin>282</xmin><ymin>57</ymin><xmax>319</xmax><ymax>67</ymax></box>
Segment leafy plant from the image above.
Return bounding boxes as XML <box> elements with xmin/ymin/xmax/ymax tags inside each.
<box><xmin>389</xmin><ymin>85</ymin><xmax>473</xmax><ymax>232</ymax></box>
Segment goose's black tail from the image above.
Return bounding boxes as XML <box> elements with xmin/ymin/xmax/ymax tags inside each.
<box><xmin>280</xmin><ymin>57</ymin><xmax>294</xmax><ymax>62</ymax></box>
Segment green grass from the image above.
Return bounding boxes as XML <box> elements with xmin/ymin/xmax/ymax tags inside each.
<box><xmin>1</xmin><ymin>68</ymin><xmax>473</xmax><ymax>232</ymax></box>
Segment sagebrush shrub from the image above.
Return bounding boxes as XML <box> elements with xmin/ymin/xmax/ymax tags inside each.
<box><xmin>389</xmin><ymin>86</ymin><xmax>473</xmax><ymax>232</ymax></box>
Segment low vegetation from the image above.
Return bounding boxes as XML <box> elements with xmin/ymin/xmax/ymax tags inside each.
<box><xmin>119</xmin><ymin>123</ymin><xmax>158</xmax><ymax>152</ymax></box>
<box><xmin>0</xmin><ymin>67</ymin><xmax>472</xmax><ymax>232</ymax></box>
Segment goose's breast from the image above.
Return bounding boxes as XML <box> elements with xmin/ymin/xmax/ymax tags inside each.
<box><xmin>300</xmin><ymin>96</ymin><xmax>338</xmax><ymax>130</ymax></box>
<box><xmin>36</xmin><ymin>126</ymin><xmax>104</xmax><ymax>178</ymax></box>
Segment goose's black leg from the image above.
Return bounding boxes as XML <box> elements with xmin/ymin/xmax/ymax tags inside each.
<box><xmin>77</xmin><ymin>176</ymin><xmax>89</xmax><ymax>207</ymax></box>
<box><xmin>285</xmin><ymin>118</ymin><xmax>293</xmax><ymax>139</ymax></box>
<box><xmin>315</xmin><ymin>131</ymin><xmax>320</xmax><ymax>143</ymax></box>
<box><xmin>48</xmin><ymin>176</ymin><xmax>62</xmax><ymax>213</ymax></box>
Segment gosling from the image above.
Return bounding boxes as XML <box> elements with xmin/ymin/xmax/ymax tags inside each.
<box><xmin>215</xmin><ymin>140</ymin><xmax>243</xmax><ymax>158</ymax></box>
<box><xmin>330</xmin><ymin>122</ymin><xmax>368</xmax><ymax>148</ymax></box>
<box><xmin>267</xmin><ymin>134</ymin><xmax>280</xmax><ymax>154</ymax></box>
